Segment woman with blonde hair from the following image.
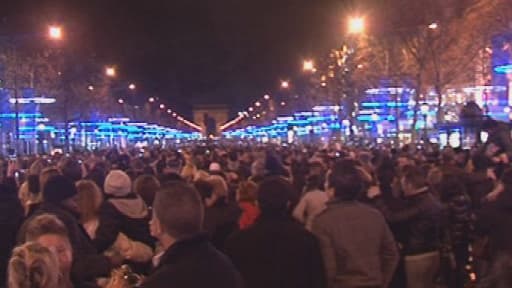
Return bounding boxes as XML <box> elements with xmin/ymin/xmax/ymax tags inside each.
<box><xmin>76</xmin><ymin>180</ymin><xmax>104</xmax><ymax>239</ymax></box>
<box><xmin>236</xmin><ymin>181</ymin><xmax>260</xmax><ymax>229</ymax></box>
<box><xmin>7</xmin><ymin>242</ymin><xmax>60</xmax><ymax>288</ymax></box>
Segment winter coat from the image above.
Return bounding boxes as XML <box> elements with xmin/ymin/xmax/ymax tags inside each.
<box><xmin>203</xmin><ymin>201</ymin><xmax>241</xmax><ymax>250</ymax></box>
<box><xmin>0</xmin><ymin>181</ymin><xmax>24</xmax><ymax>285</ymax></box>
<box><xmin>17</xmin><ymin>202</ymin><xmax>112</xmax><ymax>283</ymax></box>
<box><xmin>140</xmin><ymin>234</ymin><xmax>244</xmax><ymax>288</ymax></box>
<box><xmin>238</xmin><ymin>202</ymin><xmax>260</xmax><ymax>230</ymax></box>
<box><xmin>292</xmin><ymin>190</ymin><xmax>328</xmax><ymax>230</ymax></box>
<box><xmin>465</xmin><ymin>172</ymin><xmax>494</xmax><ymax>210</ymax></box>
<box><xmin>225</xmin><ymin>214</ymin><xmax>326</xmax><ymax>288</ymax></box>
<box><xmin>441</xmin><ymin>193</ymin><xmax>474</xmax><ymax>247</ymax></box>
<box><xmin>312</xmin><ymin>200</ymin><xmax>399</xmax><ymax>288</ymax></box>
<box><xmin>93</xmin><ymin>193</ymin><xmax>154</xmax><ymax>253</ymax></box>
<box><xmin>476</xmin><ymin>189</ymin><xmax>512</xmax><ymax>260</ymax></box>
<box><xmin>374</xmin><ymin>189</ymin><xmax>443</xmax><ymax>255</ymax></box>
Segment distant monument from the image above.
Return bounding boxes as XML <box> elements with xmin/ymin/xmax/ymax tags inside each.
<box><xmin>193</xmin><ymin>105</ymin><xmax>229</xmax><ymax>137</ymax></box>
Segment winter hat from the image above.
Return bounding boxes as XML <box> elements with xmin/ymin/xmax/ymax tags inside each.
<box><xmin>43</xmin><ymin>175</ymin><xmax>78</xmax><ymax>203</ymax></box>
<box><xmin>104</xmin><ymin>170</ymin><xmax>132</xmax><ymax>197</ymax></box>
<box><xmin>209</xmin><ymin>162</ymin><xmax>222</xmax><ymax>172</ymax></box>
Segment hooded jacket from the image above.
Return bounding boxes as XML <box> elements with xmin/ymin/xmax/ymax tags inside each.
<box><xmin>93</xmin><ymin>193</ymin><xmax>154</xmax><ymax>253</ymax></box>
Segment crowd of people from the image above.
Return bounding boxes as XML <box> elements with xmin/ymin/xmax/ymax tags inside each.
<box><xmin>1</xmin><ymin>126</ymin><xmax>512</xmax><ymax>288</ymax></box>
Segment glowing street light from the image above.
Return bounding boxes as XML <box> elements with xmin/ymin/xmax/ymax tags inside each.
<box><xmin>118</xmin><ymin>98</ymin><xmax>124</xmax><ymax>104</ymax></box>
<box><xmin>167</xmin><ymin>109</ymin><xmax>172</xmax><ymax>114</ymax></box>
<box><xmin>128</xmin><ymin>83</ymin><xmax>136</xmax><ymax>90</ymax></box>
<box><xmin>148</xmin><ymin>97</ymin><xmax>155</xmax><ymax>103</ymax></box>
<box><xmin>48</xmin><ymin>25</ymin><xmax>63</xmax><ymax>40</ymax></box>
<box><xmin>87</xmin><ymin>85</ymin><xmax>94</xmax><ymax>91</ymax></box>
<box><xmin>172</xmin><ymin>112</ymin><xmax>177</xmax><ymax>117</ymax></box>
<box><xmin>280</xmin><ymin>101</ymin><xmax>286</xmax><ymax>106</ymax></box>
<box><xmin>303</xmin><ymin>60</ymin><xmax>315</xmax><ymax>72</ymax></box>
<box><xmin>248</xmin><ymin>107</ymin><xmax>254</xmax><ymax>112</ymax></box>
<box><xmin>255</xmin><ymin>101</ymin><xmax>261</xmax><ymax>107</ymax></box>
<box><xmin>159</xmin><ymin>104</ymin><xmax>165</xmax><ymax>109</ymax></box>
<box><xmin>264</xmin><ymin>94</ymin><xmax>271</xmax><ymax>100</ymax></box>
<box><xmin>281</xmin><ymin>81</ymin><xmax>290</xmax><ymax>89</ymax></box>
<box><xmin>348</xmin><ymin>17</ymin><xmax>365</xmax><ymax>34</ymax></box>
<box><xmin>428</xmin><ymin>22</ymin><xmax>439</xmax><ymax>30</ymax></box>
<box><xmin>105</xmin><ymin>66</ymin><xmax>116</xmax><ymax>77</ymax></box>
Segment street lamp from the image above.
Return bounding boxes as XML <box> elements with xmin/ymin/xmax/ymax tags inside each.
<box><xmin>264</xmin><ymin>94</ymin><xmax>271</xmax><ymax>100</ymax></box>
<box><xmin>148</xmin><ymin>97</ymin><xmax>155</xmax><ymax>103</ymax></box>
<box><xmin>280</xmin><ymin>101</ymin><xmax>286</xmax><ymax>107</ymax></box>
<box><xmin>128</xmin><ymin>83</ymin><xmax>136</xmax><ymax>90</ymax></box>
<box><xmin>118</xmin><ymin>98</ymin><xmax>124</xmax><ymax>104</ymax></box>
<box><xmin>420</xmin><ymin>103</ymin><xmax>429</xmax><ymax>141</ymax></box>
<box><xmin>248</xmin><ymin>107</ymin><xmax>254</xmax><ymax>112</ymax></box>
<box><xmin>105</xmin><ymin>66</ymin><xmax>116</xmax><ymax>77</ymax></box>
<box><xmin>348</xmin><ymin>17</ymin><xmax>365</xmax><ymax>34</ymax></box>
<box><xmin>48</xmin><ymin>25</ymin><xmax>63</xmax><ymax>40</ymax></box>
<box><xmin>280</xmin><ymin>81</ymin><xmax>290</xmax><ymax>89</ymax></box>
<box><xmin>428</xmin><ymin>22</ymin><xmax>439</xmax><ymax>30</ymax></box>
<box><xmin>255</xmin><ymin>101</ymin><xmax>261</xmax><ymax>107</ymax></box>
<box><xmin>159</xmin><ymin>104</ymin><xmax>165</xmax><ymax>109</ymax></box>
<box><xmin>87</xmin><ymin>85</ymin><xmax>94</xmax><ymax>91</ymax></box>
<box><xmin>303</xmin><ymin>60</ymin><xmax>315</xmax><ymax>72</ymax></box>
<box><xmin>167</xmin><ymin>109</ymin><xmax>172</xmax><ymax>114</ymax></box>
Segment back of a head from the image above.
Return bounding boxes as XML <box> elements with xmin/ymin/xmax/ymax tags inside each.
<box><xmin>24</xmin><ymin>213</ymin><xmax>69</xmax><ymax>242</ymax></box>
<box><xmin>328</xmin><ymin>161</ymin><xmax>364</xmax><ymax>201</ymax></box>
<box><xmin>133</xmin><ymin>175</ymin><xmax>160</xmax><ymax>207</ymax></box>
<box><xmin>76</xmin><ymin>180</ymin><xmax>104</xmax><ymax>222</ymax></box>
<box><xmin>402</xmin><ymin>166</ymin><xmax>428</xmax><ymax>190</ymax></box>
<box><xmin>257</xmin><ymin>176</ymin><xmax>294</xmax><ymax>214</ymax></box>
<box><xmin>58</xmin><ymin>158</ymin><xmax>82</xmax><ymax>183</ymax></box>
<box><xmin>237</xmin><ymin>180</ymin><xmax>258</xmax><ymax>203</ymax></box>
<box><xmin>39</xmin><ymin>168</ymin><xmax>61</xmax><ymax>195</ymax></box>
<box><xmin>153</xmin><ymin>182</ymin><xmax>204</xmax><ymax>239</ymax></box>
<box><xmin>472</xmin><ymin>153</ymin><xmax>492</xmax><ymax>172</ymax></box>
<box><xmin>438</xmin><ymin>172</ymin><xmax>467</xmax><ymax>202</ymax></box>
<box><xmin>8</xmin><ymin>242</ymin><xmax>60</xmax><ymax>288</ymax></box>
<box><xmin>42</xmin><ymin>175</ymin><xmax>78</xmax><ymax>204</ymax></box>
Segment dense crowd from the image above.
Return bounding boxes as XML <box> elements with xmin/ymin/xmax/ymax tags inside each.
<box><xmin>1</xmin><ymin>121</ymin><xmax>512</xmax><ymax>288</ymax></box>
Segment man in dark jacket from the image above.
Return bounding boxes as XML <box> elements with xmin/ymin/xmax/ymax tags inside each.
<box><xmin>370</xmin><ymin>166</ymin><xmax>442</xmax><ymax>288</ymax></box>
<box><xmin>17</xmin><ymin>175</ymin><xmax>114</xmax><ymax>284</ymax></box>
<box><xmin>0</xmin><ymin>181</ymin><xmax>24</xmax><ymax>285</ymax></box>
<box><xmin>225</xmin><ymin>176</ymin><xmax>326</xmax><ymax>288</ymax></box>
<box><xmin>141</xmin><ymin>181</ymin><xmax>243</xmax><ymax>288</ymax></box>
<box><xmin>313</xmin><ymin>162</ymin><xmax>398</xmax><ymax>288</ymax></box>
<box><xmin>94</xmin><ymin>170</ymin><xmax>154</xmax><ymax>252</ymax></box>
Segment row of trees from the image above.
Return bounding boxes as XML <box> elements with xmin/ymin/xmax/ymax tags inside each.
<box><xmin>303</xmin><ymin>0</ymin><xmax>512</xmax><ymax>140</ymax></box>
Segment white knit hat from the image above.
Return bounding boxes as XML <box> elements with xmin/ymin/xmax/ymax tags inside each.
<box><xmin>104</xmin><ymin>170</ymin><xmax>132</xmax><ymax>197</ymax></box>
<box><xmin>209</xmin><ymin>162</ymin><xmax>222</xmax><ymax>172</ymax></box>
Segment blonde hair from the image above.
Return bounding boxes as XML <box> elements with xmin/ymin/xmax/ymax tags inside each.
<box><xmin>208</xmin><ymin>175</ymin><xmax>228</xmax><ymax>199</ymax></box>
<box><xmin>76</xmin><ymin>180</ymin><xmax>103</xmax><ymax>223</ymax></box>
<box><xmin>8</xmin><ymin>242</ymin><xmax>60</xmax><ymax>288</ymax></box>
<box><xmin>181</xmin><ymin>163</ymin><xmax>198</xmax><ymax>182</ymax></box>
<box><xmin>237</xmin><ymin>181</ymin><xmax>258</xmax><ymax>203</ymax></box>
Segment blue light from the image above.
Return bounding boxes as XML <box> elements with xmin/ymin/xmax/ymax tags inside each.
<box><xmin>494</xmin><ymin>64</ymin><xmax>512</xmax><ymax>74</ymax></box>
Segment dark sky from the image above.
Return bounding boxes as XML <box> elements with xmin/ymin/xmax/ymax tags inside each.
<box><xmin>2</xmin><ymin>0</ymin><xmax>344</xmax><ymax>116</ymax></box>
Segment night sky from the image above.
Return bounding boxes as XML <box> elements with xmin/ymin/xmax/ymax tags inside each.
<box><xmin>2</xmin><ymin>0</ymin><xmax>344</xmax><ymax>116</ymax></box>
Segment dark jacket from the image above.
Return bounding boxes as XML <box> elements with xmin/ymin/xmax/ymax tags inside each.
<box><xmin>18</xmin><ymin>202</ymin><xmax>112</xmax><ymax>283</ymax></box>
<box><xmin>465</xmin><ymin>172</ymin><xmax>494</xmax><ymax>210</ymax></box>
<box><xmin>203</xmin><ymin>201</ymin><xmax>241</xmax><ymax>250</ymax></box>
<box><xmin>441</xmin><ymin>193</ymin><xmax>474</xmax><ymax>247</ymax></box>
<box><xmin>312</xmin><ymin>200</ymin><xmax>398</xmax><ymax>288</ymax></box>
<box><xmin>374</xmin><ymin>189</ymin><xmax>442</xmax><ymax>255</ymax></box>
<box><xmin>0</xmin><ymin>181</ymin><xmax>23</xmax><ymax>285</ymax></box>
<box><xmin>94</xmin><ymin>193</ymin><xmax>154</xmax><ymax>252</ymax></box>
<box><xmin>140</xmin><ymin>234</ymin><xmax>244</xmax><ymax>288</ymax></box>
<box><xmin>225</xmin><ymin>214</ymin><xmax>326</xmax><ymax>288</ymax></box>
<box><xmin>476</xmin><ymin>189</ymin><xmax>512</xmax><ymax>259</ymax></box>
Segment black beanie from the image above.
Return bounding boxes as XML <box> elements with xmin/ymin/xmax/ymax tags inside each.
<box><xmin>43</xmin><ymin>175</ymin><xmax>78</xmax><ymax>203</ymax></box>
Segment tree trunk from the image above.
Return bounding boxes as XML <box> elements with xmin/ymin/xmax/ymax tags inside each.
<box><xmin>411</xmin><ymin>74</ymin><xmax>423</xmax><ymax>143</ymax></box>
<box><xmin>435</xmin><ymin>85</ymin><xmax>444</xmax><ymax>123</ymax></box>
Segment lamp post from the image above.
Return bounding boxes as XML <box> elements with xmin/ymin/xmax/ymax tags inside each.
<box><xmin>420</xmin><ymin>103</ymin><xmax>429</xmax><ymax>142</ymax></box>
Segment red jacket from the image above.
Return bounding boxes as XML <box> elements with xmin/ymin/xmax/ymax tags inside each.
<box><xmin>238</xmin><ymin>202</ymin><xmax>260</xmax><ymax>230</ymax></box>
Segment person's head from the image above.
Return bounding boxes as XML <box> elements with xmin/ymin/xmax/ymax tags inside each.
<box><xmin>76</xmin><ymin>180</ymin><xmax>103</xmax><ymax>223</ymax></box>
<box><xmin>207</xmin><ymin>175</ymin><xmax>228</xmax><ymax>204</ymax></box>
<box><xmin>24</xmin><ymin>214</ymin><xmax>73</xmax><ymax>278</ymax></box>
<box><xmin>58</xmin><ymin>158</ymin><xmax>82</xmax><ymax>183</ymax></box>
<box><xmin>236</xmin><ymin>181</ymin><xmax>258</xmax><ymax>203</ymax></box>
<box><xmin>180</xmin><ymin>163</ymin><xmax>197</xmax><ymax>183</ymax></box>
<box><xmin>133</xmin><ymin>174</ymin><xmax>160</xmax><ymax>208</ymax></box>
<box><xmin>304</xmin><ymin>174</ymin><xmax>325</xmax><ymax>192</ymax></box>
<box><xmin>150</xmin><ymin>182</ymin><xmax>204</xmax><ymax>246</ymax></box>
<box><xmin>104</xmin><ymin>170</ymin><xmax>132</xmax><ymax>197</ymax></box>
<box><xmin>251</xmin><ymin>159</ymin><xmax>265</xmax><ymax>177</ymax></box>
<box><xmin>401</xmin><ymin>166</ymin><xmax>428</xmax><ymax>196</ymax></box>
<box><xmin>8</xmin><ymin>242</ymin><xmax>60</xmax><ymax>288</ymax></box>
<box><xmin>326</xmin><ymin>161</ymin><xmax>364</xmax><ymax>201</ymax></box>
<box><xmin>472</xmin><ymin>152</ymin><xmax>492</xmax><ymax>172</ymax></box>
<box><xmin>42</xmin><ymin>175</ymin><xmax>79</xmax><ymax>213</ymax></box>
<box><xmin>257</xmin><ymin>176</ymin><xmax>294</xmax><ymax>215</ymax></box>
<box><xmin>39</xmin><ymin>167</ymin><xmax>61</xmax><ymax>195</ymax></box>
